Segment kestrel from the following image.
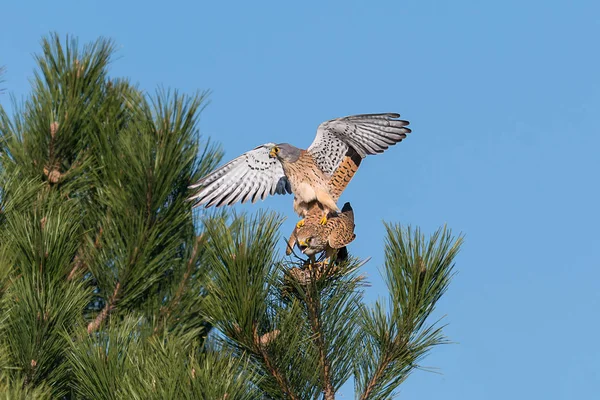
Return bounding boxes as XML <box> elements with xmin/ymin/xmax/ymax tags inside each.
<box><xmin>287</xmin><ymin>202</ymin><xmax>356</xmax><ymax>262</ymax></box>
<box><xmin>188</xmin><ymin>113</ymin><xmax>410</xmax><ymax>225</ymax></box>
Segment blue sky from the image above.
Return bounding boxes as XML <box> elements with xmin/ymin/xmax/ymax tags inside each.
<box><xmin>2</xmin><ymin>1</ymin><xmax>599</xmax><ymax>398</ymax></box>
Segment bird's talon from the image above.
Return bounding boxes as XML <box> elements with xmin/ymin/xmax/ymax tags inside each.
<box><xmin>296</xmin><ymin>219</ymin><xmax>305</xmax><ymax>228</ymax></box>
<box><xmin>319</xmin><ymin>215</ymin><xmax>328</xmax><ymax>225</ymax></box>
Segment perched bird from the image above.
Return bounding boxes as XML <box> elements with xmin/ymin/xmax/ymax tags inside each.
<box><xmin>188</xmin><ymin>113</ymin><xmax>410</xmax><ymax>226</ymax></box>
<box><xmin>288</xmin><ymin>202</ymin><xmax>356</xmax><ymax>262</ymax></box>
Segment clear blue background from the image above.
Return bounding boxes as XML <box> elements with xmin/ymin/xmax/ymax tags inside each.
<box><xmin>2</xmin><ymin>1</ymin><xmax>599</xmax><ymax>398</ymax></box>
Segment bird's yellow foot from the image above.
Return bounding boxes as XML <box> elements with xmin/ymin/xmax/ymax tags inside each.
<box><xmin>319</xmin><ymin>215</ymin><xmax>328</xmax><ymax>225</ymax></box>
<box><xmin>296</xmin><ymin>219</ymin><xmax>305</xmax><ymax>228</ymax></box>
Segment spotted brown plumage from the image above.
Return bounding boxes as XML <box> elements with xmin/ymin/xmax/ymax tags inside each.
<box><xmin>287</xmin><ymin>202</ymin><xmax>356</xmax><ymax>262</ymax></box>
<box><xmin>187</xmin><ymin>113</ymin><xmax>410</xmax><ymax>220</ymax></box>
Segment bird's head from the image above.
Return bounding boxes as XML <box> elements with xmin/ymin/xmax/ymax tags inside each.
<box><xmin>297</xmin><ymin>235</ymin><xmax>326</xmax><ymax>256</ymax></box>
<box><xmin>269</xmin><ymin>143</ymin><xmax>302</xmax><ymax>163</ymax></box>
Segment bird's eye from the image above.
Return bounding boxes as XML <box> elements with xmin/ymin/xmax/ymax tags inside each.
<box><xmin>269</xmin><ymin>146</ymin><xmax>280</xmax><ymax>158</ymax></box>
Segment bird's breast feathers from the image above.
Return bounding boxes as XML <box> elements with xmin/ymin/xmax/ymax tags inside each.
<box><xmin>295</xmin><ymin>182</ymin><xmax>317</xmax><ymax>204</ymax></box>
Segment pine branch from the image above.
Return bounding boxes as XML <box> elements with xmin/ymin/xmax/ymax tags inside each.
<box><xmin>305</xmin><ymin>265</ymin><xmax>335</xmax><ymax>400</ymax></box>
<box><xmin>171</xmin><ymin>234</ymin><xmax>204</xmax><ymax>310</ymax></box>
<box><xmin>201</xmin><ymin>212</ymin><xmax>325</xmax><ymax>398</ymax></box>
<box><xmin>354</xmin><ymin>224</ymin><xmax>461</xmax><ymax>399</ymax></box>
<box><xmin>154</xmin><ymin>233</ymin><xmax>205</xmax><ymax>333</ymax></box>
<box><xmin>67</xmin><ymin>226</ymin><xmax>103</xmax><ymax>281</ymax></box>
<box><xmin>359</xmin><ymin>355</ymin><xmax>390</xmax><ymax>400</ymax></box>
<box><xmin>87</xmin><ymin>281</ymin><xmax>120</xmax><ymax>333</ymax></box>
<box><xmin>0</xmin><ymin>193</ymin><xmax>91</xmax><ymax>396</ymax></box>
<box><xmin>358</xmin><ymin>337</ymin><xmax>408</xmax><ymax>400</ymax></box>
<box><xmin>0</xmin><ymin>373</ymin><xmax>53</xmax><ymax>399</ymax></box>
<box><xmin>252</xmin><ymin>323</ymin><xmax>299</xmax><ymax>400</ymax></box>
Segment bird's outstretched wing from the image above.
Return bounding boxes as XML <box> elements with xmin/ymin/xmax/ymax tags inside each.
<box><xmin>307</xmin><ymin>113</ymin><xmax>411</xmax><ymax>176</ymax></box>
<box><xmin>188</xmin><ymin>143</ymin><xmax>291</xmax><ymax>208</ymax></box>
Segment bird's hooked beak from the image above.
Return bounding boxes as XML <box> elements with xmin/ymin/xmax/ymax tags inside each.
<box><xmin>269</xmin><ymin>146</ymin><xmax>279</xmax><ymax>158</ymax></box>
<box><xmin>297</xmin><ymin>239</ymin><xmax>308</xmax><ymax>253</ymax></box>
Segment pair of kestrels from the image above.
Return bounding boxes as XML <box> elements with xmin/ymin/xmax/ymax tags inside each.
<box><xmin>188</xmin><ymin>113</ymin><xmax>411</xmax><ymax>261</ymax></box>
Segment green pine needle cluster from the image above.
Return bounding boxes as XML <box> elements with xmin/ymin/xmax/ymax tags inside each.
<box><xmin>0</xmin><ymin>34</ymin><xmax>463</xmax><ymax>399</ymax></box>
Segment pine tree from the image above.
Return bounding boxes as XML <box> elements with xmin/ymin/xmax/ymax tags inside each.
<box><xmin>0</xmin><ymin>35</ymin><xmax>462</xmax><ymax>399</ymax></box>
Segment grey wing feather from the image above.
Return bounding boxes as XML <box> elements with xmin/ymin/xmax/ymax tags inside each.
<box><xmin>188</xmin><ymin>143</ymin><xmax>291</xmax><ymax>208</ymax></box>
<box><xmin>307</xmin><ymin>113</ymin><xmax>411</xmax><ymax>176</ymax></box>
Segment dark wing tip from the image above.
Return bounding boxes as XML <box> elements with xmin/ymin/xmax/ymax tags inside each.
<box><xmin>187</xmin><ymin>199</ymin><xmax>201</xmax><ymax>209</ymax></box>
<box><xmin>341</xmin><ymin>202</ymin><xmax>352</xmax><ymax>212</ymax></box>
<box><xmin>344</xmin><ymin>112</ymin><xmax>401</xmax><ymax>121</ymax></box>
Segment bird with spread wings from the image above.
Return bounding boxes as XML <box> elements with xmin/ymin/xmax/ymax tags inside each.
<box><xmin>188</xmin><ymin>113</ymin><xmax>410</xmax><ymax>226</ymax></box>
